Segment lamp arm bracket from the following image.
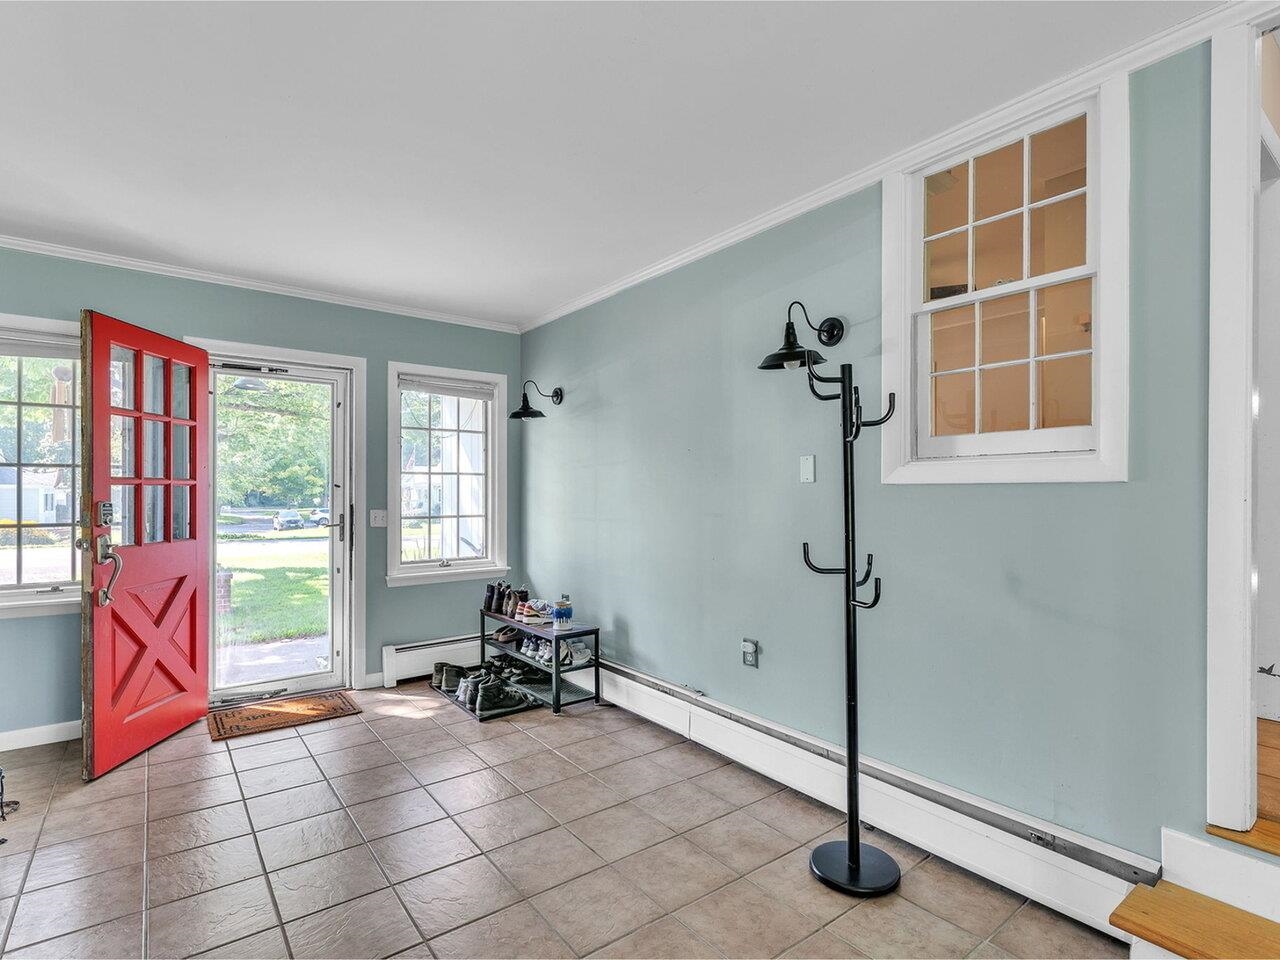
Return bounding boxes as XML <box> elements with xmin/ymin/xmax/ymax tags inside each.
<box><xmin>852</xmin><ymin>577</ymin><xmax>882</xmax><ymax>609</ymax></box>
<box><xmin>802</xmin><ymin>542</ymin><xmax>845</xmax><ymax>576</ymax></box>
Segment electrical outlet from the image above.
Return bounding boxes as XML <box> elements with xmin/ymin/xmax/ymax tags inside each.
<box><xmin>741</xmin><ymin>638</ymin><xmax>759</xmax><ymax>668</ymax></box>
<box><xmin>369</xmin><ymin>509</ymin><xmax>387</xmax><ymax>528</ymax></box>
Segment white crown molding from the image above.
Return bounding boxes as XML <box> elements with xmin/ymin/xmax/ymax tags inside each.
<box><xmin>0</xmin><ymin>233</ymin><xmax>520</xmax><ymax>335</ymax></box>
<box><xmin>520</xmin><ymin>0</ymin><xmax>1276</xmax><ymax>333</ymax></box>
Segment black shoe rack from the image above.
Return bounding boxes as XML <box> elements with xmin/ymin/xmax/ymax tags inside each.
<box><xmin>479</xmin><ymin>610</ymin><xmax>601</xmax><ymax>718</ymax></box>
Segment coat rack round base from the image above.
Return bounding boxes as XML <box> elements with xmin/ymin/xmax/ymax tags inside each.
<box><xmin>810</xmin><ymin>840</ymin><xmax>902</xmax><ymax>896</ymax></box>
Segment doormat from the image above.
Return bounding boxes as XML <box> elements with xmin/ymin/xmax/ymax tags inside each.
<box><xmin>207</xmin><ymin>690</ymin><xmax>361</xmax><ymax>741</ymax></box>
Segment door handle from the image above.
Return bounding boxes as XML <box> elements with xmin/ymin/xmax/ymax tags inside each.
<box><xmin>94</xmin><ymin>534</ymin><xmax>123</xmax><ymax>607</ymax></box>
<box><xmin>322</xmin><ymin>514</ymin><xmax>345</xmax><ymax>543</ymax></box>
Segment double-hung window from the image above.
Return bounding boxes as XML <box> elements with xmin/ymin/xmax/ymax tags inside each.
<box><xmin>387</xmin><ymin>362</ymin><xmax>508</xmax><ymax>586</ymax></box>
<box><xmin>882</xmin><ymin>80</ymin><xmax>1128</xmax><ymax>483</ymax></box>
<box><xmin>0</xmin><ymin>315</ymin><xmax>83</xmax><ymax>615</ymax></box>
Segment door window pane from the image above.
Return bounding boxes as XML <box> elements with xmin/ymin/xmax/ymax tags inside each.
<box><xmin>111</xmin><ymin>416</ymin><xmax>136</xmax><ymax>477</ymax></box>
<box><xmin>1030</xmin><ymin>193</ymin><xmax>1086</xmax><ymax>277</ymax></box>
<box><xmin>111</xmin><ymin>484</ymin><xmax>136</xmax><ymax>546</ymax></box>
<box><xmin>980</xmin><ymin>293</ymin><xmax>1030</xmax><ymax>365</ymax></box>
<box><xmin>172</xmin><ymin>425</ymin><xmax>191</xmax><ymax>480</ymax></box>
<box><xmin>974</xmin><ymin>141</ymin><xmax>1022</xmax><ymax>221</ymax></box>
<box><xmin>143</xmin><ymin>420</ymin><xmax>165</xmax><ymax>478</ymax></box>
<box><xmin>173</xmin><ymin>486</ymin><xmax>191</xmax><ymax>540</ymax></box>
<box><xmin>925</xmin><ymin>162</ymin><xmax>968</xmax><ymax>236</ymax></box>
<box><xmin>1031</xmin><ymin>115</ymin><xmax>1086</xmax><ymax>202</ymax></box>
<box><xmin>1038</xmin><ymin>278</ymin><xmax>1093</xmax><ymax>356</ymax></box>
<box><xmin>172</xmin><ymin>364</ymin><xmax>191</xmax><ymax>420</ymax></box>
<box><xmin>980</xmin><ymin>365</ymin><xmax>1030</xmax><ymax>433</ymax></box>
<box><xmin>974</xmin><ymin>214</ymin><xmax>1022</xmax><ymax>290</ymax></box>
<box><xmin>1038</xmin><ymin>354</ymin><xmax>1092</xmax><ymax>428</ymax></box>
<box><xmin>111</xmin><ymin>347</ymin><xmax>136</xmax><ymax>409</ymax></box>
<box><xmin>932</xmin><ymin>372</ymin><xmax>975</xmax><ymax>437</ymax></box>
<box><xmin>930</xmin><ymin>305</ymin><xmax>974</xmax><ymax>373</ymax></box>
<box><xmin>143</xmin><ymin>355</ymin><xmax>166</xmax><ymax>415</ymax></box>
<box><xmin>925</xmin><ymin>231</ymin><xmax>968</xmax><ymax>301</ymax></box>
<box><xmin>143</xmin><ymin>486</ymin><xmax>165</xmax><ymax>543</ymax></box>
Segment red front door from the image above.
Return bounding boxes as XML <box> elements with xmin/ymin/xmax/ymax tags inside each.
<box><xmin>81</xmin><ymin>310</ymin><xmax>210</xmax><ymax>779</ymax></box>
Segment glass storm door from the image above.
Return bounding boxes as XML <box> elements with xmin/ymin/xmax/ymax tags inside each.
<box><xmin>209</xmin><ymin>361</ymin><xmax>350</xmax><ymax>702</ymax></box>
<box><xmin>81</xmin><ymin>310</ymin><xmax>210</xmax><ymax>780</ymax></box>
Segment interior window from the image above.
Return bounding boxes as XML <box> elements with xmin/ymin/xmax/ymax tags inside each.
<box><xmin>0</xmin><ymin>349</ymin><xmax>81</xmax><ymax>589</ymax></box>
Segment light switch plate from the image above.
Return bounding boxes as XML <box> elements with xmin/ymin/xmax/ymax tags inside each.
<box><xmin>369</xmin><ymin>509</ymin><xmax>387</xmax><ymax>528</ymax></box>
<box><xmin>800</xmin><ymin>455</ymin><xmax>815</xmax><ymax>483</ymax></box>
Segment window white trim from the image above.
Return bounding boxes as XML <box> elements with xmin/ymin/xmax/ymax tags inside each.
<box><xmin>386</xmin><ymin>361</ymin><xmax>508</xmax><ymax>587</ymax></box>
<box><xmin>0</xmin><ymin>313</ymin><xmax>84</xmax><ymax>617</ymax></box>
<box><xmin>882</xmin><ymin>76</ymin><xmax>1129</xmax><ymax>484</ymax></box>
<box><xmin>1205</xmin><ymin>22</ymin><xmax>1264</xmax><ymax>833</ymax></box>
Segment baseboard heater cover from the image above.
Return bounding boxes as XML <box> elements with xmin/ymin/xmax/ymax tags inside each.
<box><xmin>381</xmin><ymin>634</ymin><xmax>482</xmax><ymax>687</ymax></box>
<box><xmin>595</xmin><ymin>659</ymin><xmax>1160</xmax><ymax>888</ymax></box>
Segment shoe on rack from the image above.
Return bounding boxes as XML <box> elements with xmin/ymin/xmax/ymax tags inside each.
<box><xmin>504</xmin><ymin>591</ymin><xmax>518</xmax><ymax>619</ymax></box>
<box><xmin>483</xmin><ymin>582</ymin><xmax>496</xmax><ymax>613</ymax></box>
<box><xmin>493</xmin><ymin>626</ymin><xmax>520</xmax><ymax>645</ymax></box>
<box><xmin>476</xmin><ymin>677</ymin><xmax>535</xmax><ymax>713</ymax></box>
<box><xmin>567</xmin><ymin>641</ymin><xmax>592</xmax><ymax>665</ymax></box>
<box><xmin>439</xmin><ymin>664</ymin><xmax>466</xmax><ymax>695</ymax></box>
<box><xmin>525</xmin><ymin>600</ymin><xmax>553</xmax><ymax>625</ymax></box>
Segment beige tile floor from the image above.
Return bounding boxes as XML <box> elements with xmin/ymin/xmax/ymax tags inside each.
<box><xmin>0</xmin><ymin>684</ymin><xmax>1129</xmax><ymax>959</ymax></box>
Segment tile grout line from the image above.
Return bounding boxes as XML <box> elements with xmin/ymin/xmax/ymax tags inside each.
<box><xmin>225</xmin><ymin>748</ymin><xmax>295</xmax><ymax>960</ymax></box>
<box><xmin>294</xmin><ymin>708</ymin><xmax>453</xmax><ymax>955</ymax></box>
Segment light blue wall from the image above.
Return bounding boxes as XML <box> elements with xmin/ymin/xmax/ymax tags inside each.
<box><xmin>520</xmin><ymin>46</ymin><xmax>1210</xmax><ymax>859</ymax></box>
<box><xmin>0</xmin><ymin>248</ymin><xmax>523</xmax><ymax>729</ymax></box>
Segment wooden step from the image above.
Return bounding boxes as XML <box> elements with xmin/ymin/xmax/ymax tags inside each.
<box><xmin>1109</xmin><ymin>879</ymin><xmax>1280</xmax><ymax>959</ymax></box>
<box><xmin>1206</xmin><ymin>816</ymin><xmax>1280</xmax><ymax>859</ymax></box>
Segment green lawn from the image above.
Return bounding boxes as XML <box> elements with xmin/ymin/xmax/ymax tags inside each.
<box><xmin>216</xmin><ymin>538</ymin><xmax>329</xmax><ymax>644</ymax></box>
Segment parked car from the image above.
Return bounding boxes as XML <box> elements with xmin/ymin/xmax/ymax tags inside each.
<box><xmin>272</xmin><ymin>509</ymin><xmax>304</xmax><ymax>530</ymax></box>
<box><xmin>309</xmin><ymin>509</ymin><xmax>330</xmax><ymax>527</ymax></box>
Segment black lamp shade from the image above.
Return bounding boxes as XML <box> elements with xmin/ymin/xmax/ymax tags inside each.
<box><xmin>759</xmin><ymin>320</ymin><xmax>826</xmax><ymax>370</ymax></box>
<box><xmin>509</xmin><ymin>392</ymin><xmax>546</xmax><ymax>419</ymax></box>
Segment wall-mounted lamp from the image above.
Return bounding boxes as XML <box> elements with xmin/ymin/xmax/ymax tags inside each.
<box><xmin>509</xmin><ymin>379</ymin><xmax>564</xmax><ymax>420</ymax></box>
<box><xmin>758</xmin><ymin>302</ymin><xmax>843</xmax><ymax>372</ymax></box>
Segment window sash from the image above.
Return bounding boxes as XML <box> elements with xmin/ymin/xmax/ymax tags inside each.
<box><xmin>396</xmin><ymin>386</ymin><xmax>492</xmax><ymax>565</ymax></box>
<box><xmin>1</xmin><ymin>350</ymin><xmax>81</xmax><ymax>592</ymax></box>
<box><xmin>910</xmin><ymin>97</ymin><xmax>1099</xmax><ymax>461</ymax></box>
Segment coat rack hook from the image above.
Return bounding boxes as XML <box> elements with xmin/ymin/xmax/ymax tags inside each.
<box><xmin>856</xmin><ymin>553</ymin><xmax>874</xmax><ymax>587</ymax></box>
<box><xmin>860</xmin><ymin>392</ymin><xmax>896</xmax><ymax>429</ymax></box>
<box><xmin>852</xmin><ymin>577</ymin><xmax>882</xmax><ymax>609</ymax></box>
<box><xmin>802</xmin><ymin>542</ymin><xmax>846</xmax><ymax>576</ymax></box>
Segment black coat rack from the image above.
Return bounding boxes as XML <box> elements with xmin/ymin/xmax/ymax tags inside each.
<box><xmin>759</xmin><ymin>302</ymin><xmax>899</xmax><ymax>897</ymax></box>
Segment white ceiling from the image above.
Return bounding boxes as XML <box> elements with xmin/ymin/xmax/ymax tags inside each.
<box><xmin>0</xmin><ymin>2</ymin><xmax>1216</xmax><ymax>333</ymax></box>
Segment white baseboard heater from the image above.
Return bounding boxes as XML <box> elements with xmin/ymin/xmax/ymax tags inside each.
<box><xmin>381</xmin><ymin>634</ymin><xmax>482</xmax><ymax>687</ymax></box>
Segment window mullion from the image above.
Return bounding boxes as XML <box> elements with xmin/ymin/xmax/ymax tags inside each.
<box><xmin>1029</xmin><ymin>287</ymin><xmax>1039</xmax><ymax>431</ymax></box>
